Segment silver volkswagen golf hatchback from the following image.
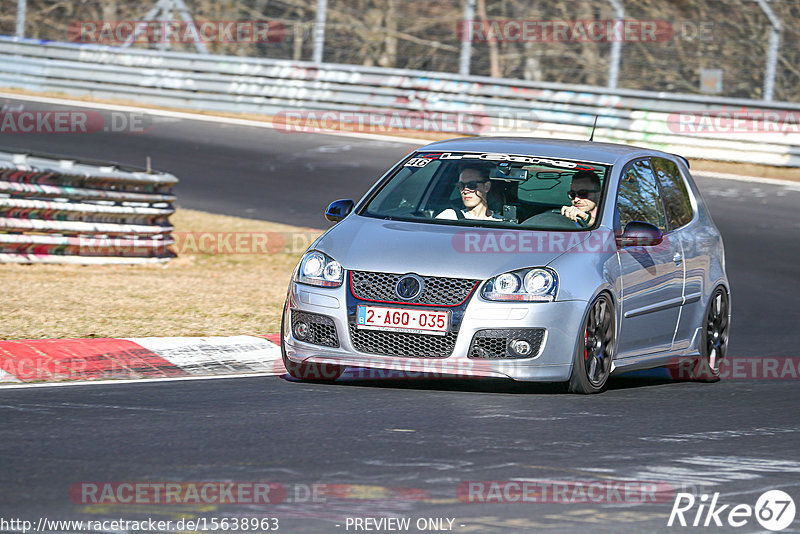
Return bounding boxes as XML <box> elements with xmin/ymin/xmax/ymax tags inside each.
<box><xmin>281</xmin><ymin>137</ymin><xmax>731</xmax><ymax>393</ymax></box>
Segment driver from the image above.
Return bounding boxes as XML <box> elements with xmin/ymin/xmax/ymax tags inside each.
<box><xmin>436</xmin><ymin>167</ymin><xmax>503</xmax><ymax>221</ymax></box>
<box><xmin>560</xmin><ymin>170</ymin><xmax>602</xmax><ymax>226</ymax></box>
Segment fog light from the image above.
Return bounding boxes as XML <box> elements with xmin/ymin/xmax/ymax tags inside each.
<box><xmin>509</xmin><ymin>339</ymin><xmax>532</xmax><ymax>356</ymax></box>
<box><xmin>294</xmin><ymin>321</ymin><xmax>310</xmax><ymax>340</ymax></box>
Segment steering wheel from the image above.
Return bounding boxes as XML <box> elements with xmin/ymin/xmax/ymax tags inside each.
<box><xmin>547</xmin><ymin>208</ymin><xmax>589</xmax><ymax>228</ymax></box>
<box><xmin>519</xmin><ymin>209</ymin><xmax>584</xmax><ymax>229</ymax></box>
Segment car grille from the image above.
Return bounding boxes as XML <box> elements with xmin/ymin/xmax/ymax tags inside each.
<box><xmin>291</xmin><ymin>310</ymin><xmax>339</xmax><ymax>347</ymax></box>
<box><xmin>350</xmin><ymin>271</ymin><xmax>479</xmax><ymax>306</ymax></box>
<box><xmin>469</xmin><ymin>329</ymin><xmax>545</xmax><ymax>359</ymax></box>
<box><xmin>349</xmin><ymin>323</ymin><xmax>457</xmax><ymax>358</ymax></box>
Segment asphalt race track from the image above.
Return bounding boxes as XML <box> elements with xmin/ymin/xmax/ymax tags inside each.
<box><xmin>1</xmin><ymin>97</ymin><xmax>800</xmax><ymax>533</ymax></box>
<box><xmin>0</xmin><ymin>97</ymin><xmax>415</xmax><ymax>228</ymax></box>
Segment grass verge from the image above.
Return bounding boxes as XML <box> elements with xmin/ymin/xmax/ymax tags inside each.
<box><xmin>1</xmin><ymin>208</ymin><xmax>322</xmax><ymax>340</ymax></box>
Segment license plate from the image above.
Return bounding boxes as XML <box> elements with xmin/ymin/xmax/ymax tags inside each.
<box><xmin>356</xmin><ymin>306</ymin><xmax>449</xmax><ymax>335</ymax></box>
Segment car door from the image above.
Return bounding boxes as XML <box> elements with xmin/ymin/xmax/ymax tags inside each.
<box><xmin>615</xmin><ymin>158</ymin><xmax>685</xmax><ymax>358</ymax></box>
<box><xmin>652</xmin><ymin>156</ymin><xmax>702</xmax><ymax>351</ymax></box>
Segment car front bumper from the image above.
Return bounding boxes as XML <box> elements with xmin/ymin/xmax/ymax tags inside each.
<box><xmin>283</xmin><ymin>281</ymin><xmax>589</xmax><ymax>382</ymax></box>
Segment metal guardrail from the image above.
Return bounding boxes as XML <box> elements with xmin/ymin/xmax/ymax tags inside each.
<box><xmin>0</xmin><ymin>147</ymin><xmax>177</xmax><ymax>264</ymax></box>
<box><xmin>0</xmin><ymin>37</ymin><xmax>799</xmax><ymax>167</ymax></box>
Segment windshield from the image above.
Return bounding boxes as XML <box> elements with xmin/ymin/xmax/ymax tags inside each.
<box><xmin>361</xmin><ymin>151</ymin><xmax>611</xmax><ymax>230</ymax></box>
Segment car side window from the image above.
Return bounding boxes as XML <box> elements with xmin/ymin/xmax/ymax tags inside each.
<box><xmin>652</xmin><ymin>157</ymin><xmax>694</xmax><ymax>230</ymax></box>
<box><xmin>617</xmin><ymin>159</ymin><xmax>666</xmax><ymax>231</ymax></box>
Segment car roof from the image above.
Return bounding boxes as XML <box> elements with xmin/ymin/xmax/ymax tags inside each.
<box><xmin>417</xmin><ymin>137</ymin><xmax>670</xmax><ymax>165</ymax></box>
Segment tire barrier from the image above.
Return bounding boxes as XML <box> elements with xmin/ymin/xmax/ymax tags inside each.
<box><xmin>1</xmin><ymin>37</ymin><xmax>799</xmax><ymax>166</ymax></box>
<box><xmin>0</xmin><ymin>148</ymin><xmax>178</xmax><ymax>264</ymax></box>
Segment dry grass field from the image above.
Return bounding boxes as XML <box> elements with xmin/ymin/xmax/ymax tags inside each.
<box><xmin>1</xmin><ymin>209</ymin><xmax>322</xmax><ymax>340</ymax></box>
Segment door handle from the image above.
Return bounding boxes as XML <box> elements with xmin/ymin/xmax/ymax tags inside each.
<box><xmin>673</xmin><ymin>253</ymin><xmax>683</xmax><ymax>266</ymax></box>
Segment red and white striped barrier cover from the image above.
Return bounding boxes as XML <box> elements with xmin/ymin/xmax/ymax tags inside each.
<box><xmin>0</xmin><ymin>335</ymin><xmax>284</xmax><ymax>384</ymax></box>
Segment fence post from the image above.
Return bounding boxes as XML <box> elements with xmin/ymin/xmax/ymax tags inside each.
<box><xmin>459</xmin><ymin>0</ymin><xmax>476</xmax><ymax>76</ymax></box>
<box><xmin>756</xmin><ymin>0</ymin><xmax>781</xmax><ymax>101</ymax></box>
<box><xmin>606</xmin><ymin>0</ymin><xmax>624</xmax><ymax>90</ymax></box>
<box><xmin>15</xmin><ymin>0</ymin><xmax>27</xmax><ymax>38</ymax></box>
<box><xmin>312</xmin><ymin>0</ymin><xmax>328</xmax><ymax>63</ymax></box>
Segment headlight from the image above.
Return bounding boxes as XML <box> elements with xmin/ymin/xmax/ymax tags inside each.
<box><xmin>524</xmin><ymin>269</ymin><xmax>555</xmax><ymax>295</ymax></box>
<box><xmin>494</xmin><ymin>273</ymin><xmax>520</xmax><ymax>294</ymax></box>
<box><xmin>482</xmin><ymin>268</ymin><xmax>558</xmax><ymax>302</ymax></box>
<box><xmin>296</xmin><ymin>251</ymin><xmax>344</xmax><ymax>287</ymax></box>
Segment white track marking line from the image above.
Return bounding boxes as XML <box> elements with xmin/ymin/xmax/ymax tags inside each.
<box><xmin>693</xmin><ymin>171</ymin><xmax>800</xmax><ymax>189</ymax></box>
<box><xmin>0</xmin><ymin>368</ymin><xmax>21</xmax><ymax>383</ymax></box>
<box><xmin>0</xmin><ymin>370</ymin><xmax>285</xmax><ymax>390</ymax></box>
<box><xmin>0</xmin><ymin>91</ymin><xmax>429</xmax><ymax>145</ymax></box>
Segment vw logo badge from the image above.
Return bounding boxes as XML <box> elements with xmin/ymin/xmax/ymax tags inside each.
<box><xmin>395</xmin><ymin>274</ymin><xmax>424</xmax><ymax>301</ymax></box>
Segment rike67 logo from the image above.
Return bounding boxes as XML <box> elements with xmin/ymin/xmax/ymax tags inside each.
<box><xmin>668</xmin><ymin>490</ymin><xmax>796</xmax><ymax>531</ymax></box>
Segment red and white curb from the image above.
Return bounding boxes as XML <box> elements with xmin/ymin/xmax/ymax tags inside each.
<box><xmin>0</xmin><ymin>334</ymin><xmax>286</xmax><ymax>387</ymax></box>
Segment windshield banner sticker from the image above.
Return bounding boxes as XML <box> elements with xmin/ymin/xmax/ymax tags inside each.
<box><xmin>419</xmin><ymin>152</ymin><xmax>597</xmax><ymax>170</ymax></box>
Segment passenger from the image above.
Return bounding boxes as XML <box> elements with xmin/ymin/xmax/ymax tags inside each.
<box><xmin>560</xmin><ymin>170</ymin><xmax>602</xmax><ymax>226</ymax></box>
<box><xmin>436</xmin><ymin>167</ymin><xmax>503</xmax><ymax>221</ymax></box>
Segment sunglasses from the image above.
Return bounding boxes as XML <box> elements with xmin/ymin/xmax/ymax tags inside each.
<box><xmin>568</xmin><ymin>189</ymin><xmax>600</xmax><ymax>200</ymax></box>
<box><xmin>457</xmin><ymin>180</ymin><xmax>488</xmax><ymax>191</ymax></box>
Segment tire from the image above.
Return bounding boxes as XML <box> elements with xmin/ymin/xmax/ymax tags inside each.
<box><xmin>280</xmin><ymin>305</ymin><xmax>345</xmax><ymax>381</ymax></box>
<box><xmin>690</xmin><ymin>287</ymin><xmax>730</xmax><ymax>382</ymax></box>
<box><xmin>568</xmin><ymin>294</ymin><xmax>616</xmax><ymax>394</ymax></box>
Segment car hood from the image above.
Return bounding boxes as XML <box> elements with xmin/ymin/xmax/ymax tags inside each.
<box><xmin>315</xmin><ymin>215</ymin><xmax>597</xmax><ymax>279</ymax></box>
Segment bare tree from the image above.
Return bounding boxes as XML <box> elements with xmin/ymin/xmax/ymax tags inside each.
<box><xmin>476</xmin><ymin>0</ymin><xmax>501</xmax><ymax>77</ymax></box>
<box><xmin>1</xmin><ymin>0</ymin><xmax>797</xmax><ymax>101</ymax></box>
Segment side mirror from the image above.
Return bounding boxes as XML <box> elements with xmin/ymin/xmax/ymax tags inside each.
<box><xmin>325</xmin><ymin>199</ymin><xmax>355</xmax><ymax>222</ymax></box>
<box><xmin>616</xmin><ymin>221</ymin><xmax>663</xmax><ymax>247</ymax></box>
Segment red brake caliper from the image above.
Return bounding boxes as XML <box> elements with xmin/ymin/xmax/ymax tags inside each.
<box><xmin>584</xmin><ymin>329</ymin><xmax>589</xmax><ymax>360</ymax></box>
